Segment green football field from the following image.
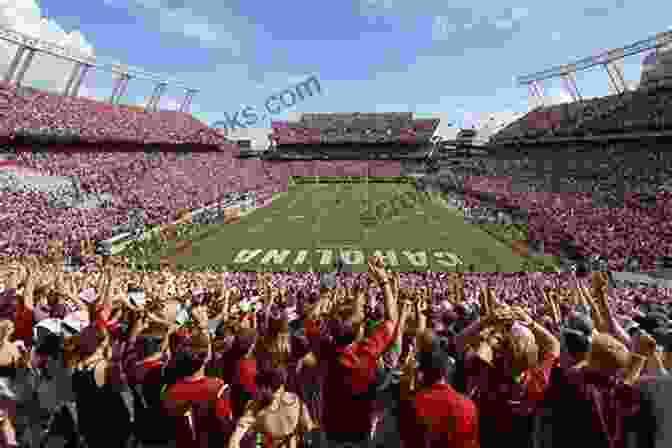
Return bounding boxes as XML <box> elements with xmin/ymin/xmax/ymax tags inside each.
<box><xmin>156</xmin><ymin>181</ymin><xmax>531</xmax><ymax>272</ymax></box>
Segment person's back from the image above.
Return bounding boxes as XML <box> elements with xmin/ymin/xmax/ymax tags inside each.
<box><xmin>228</xmin><ymin>365</ymin><xmax>316</xmax><ymax>448</ymax></box>
<box><xmin>399</xmin><ymin>334</ymin><xmax>479</xmax><ymax>448</ymax></box>
<box><xmin>162</xmin><ymin>332</ymin><xmax>232</xmax><ymax>448</ymax></box>
<box><xmin>321</xmin><ymin>318</ymin><xmax>395</xmax><ymax>442</ymax></box>
<box><xmin>313</xmin><ymin>255</ymin><xmax>399</xmax><ymax>447</ymax></box>
<box><xmin>72</xmin><ymin>359</ymin><xmax>132</xmax><ymax>447</ymax></box>
<box><xmin>636</xmin><ymin>374</ymin><xmax>672</xmax><ymax>448</ymax></box>
<box><xmin>255</xmin><ymin>391</ymin><xmax>314</xmax><ymax>448</ymax></box>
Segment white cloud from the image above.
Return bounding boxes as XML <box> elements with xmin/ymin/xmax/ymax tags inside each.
<box><xmin>107</xmin><ymin>1</ymin><xmax>243</xmax><ymax>55</ymax></box>
<box><xmin>550</xmin><ymin>31</ymin><xmax>561</xmax><ymax>42</ymax></box>
<box><xmin>156</xmin><ymin>7</ymin><xmax>241</xmax><ymax>55</ymax></box>
<box><xmin>0</xmin><ymin>0</ymin><xmax>95</xmax><ymax>92</ymax></box>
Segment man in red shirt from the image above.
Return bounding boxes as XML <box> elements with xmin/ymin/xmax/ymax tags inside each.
<box><xmin>306</xmin><ymin>256</ymin><xmax>398</xmax><ymax>448</ymax></box>
<box><xmin>399</xmin><ymin>332</ymin><xmax>479</xmax><ymax>448</ymax></box>
<box><xmin>163</xmin><ymin>328</ymin><xmax>231</xmax><ymax>447</ymax></box>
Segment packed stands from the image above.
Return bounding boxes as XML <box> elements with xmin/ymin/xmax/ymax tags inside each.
<box><xmin>435</xmin><ymin>140</ymin><xmax>672</xmax><ymax>272</ymax></box>
<box><xmin>270</xmin><ymin>113</ymin><xmax>439</xmax><ymax>147</ymax></box>
<box><xmin>0</xmin><ymin>82</ymin><xmax>226</xmax><ymax>147</ymax></box>
<box><xmin>1</xmin><ymin>144</ymin><xmax>402</xmax><ymax>258</ymax></box>
<box><xmin>492</xmin><ymin>87</ymin><xmax>672</xmax><ymax>143</ymax></box>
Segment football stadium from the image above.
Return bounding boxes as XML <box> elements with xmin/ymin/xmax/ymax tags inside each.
<box><xmin>6</xmin><ymin>2</ymin><xmax>672</xmax><ymax>447</ymax></box>
<box><xmin>2</xmin><ymin>27</ymin><xmax>672</xmax><ymax>280</ymax></box>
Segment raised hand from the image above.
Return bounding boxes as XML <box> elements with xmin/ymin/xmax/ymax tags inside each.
<box><xmin>416</xmin><ymin>297</ymin><xmax>428</xmax><ymax>315</ymax></box>
<box><xmin>391</xmin><ymin>272</ymin><xmax>400</xmax><ymax>299</ymax></box>
<box><xmin>510</xmin><ymin>306</ymin><xmax>534</xmax><ymax>326</ymax></box>
<box><xmin>633</xmin><ymin>330</ymin><xmax>657</xmax><ymax>359</ymax></box>
<box><xmin>367</xmin><ymin>256</ymin><xmax>389</xmax><ymax>286</ymax></box>
<box><xmin>400</xmin><ymin>300</ymin><xmax>413</xmax><ymax>321</ymax></box>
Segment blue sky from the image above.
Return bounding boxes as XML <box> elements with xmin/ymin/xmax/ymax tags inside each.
<box><xmin>2</xmin><ymin>0</ymin><xmax>672</xmax><ymax>137</ymax></box>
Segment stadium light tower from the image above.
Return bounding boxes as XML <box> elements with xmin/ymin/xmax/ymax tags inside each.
<box><xmin>179</xmin><ymin>88</ymin><xmax>199</xmax><ymax>113</ymax></box>
<box><xmin>9</xmin><ymin>48</ymin><xmax>36</xmax><ymax>87</ymax></box>
<box><xmin>146</xmin><ymin>82</ymin><xmax>168</xmax><ymax>112</ymax></box>
<box><xmin>4</xmin><ymin>46</ymin><xmax>28</xmax><ymax>84</ymax></box>
<box><xmin>69</xmin><ymin>65</ymin><xmax>90</xmax><ymax>97</ymax></box>
<box><xmin>0</xmin><ymin>24</ymin><xmax>201</xmax><ymax>115</ymax></box>
<box><xmin>517</xmin><ymin>30</ymin><xmax>672</xmax><ymax>112</ymax></box>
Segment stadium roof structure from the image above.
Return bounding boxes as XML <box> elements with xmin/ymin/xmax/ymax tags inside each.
<box><xmin>270</xmin><ymin>113</ymin><xmax>439</xmax><ymax>146</ymax></box>
<box><xmin>0</xmin><ymin>24</ymin><xmax>198</xmax><ymax>113</ymax></box>
<box><xmin>517</xmin><ymin>29</ymin><xmax>672</xmax><ymax>108</ymax></box>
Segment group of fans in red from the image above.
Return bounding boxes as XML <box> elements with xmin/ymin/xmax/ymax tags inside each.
<box><xmin>0</xmin><ymin>252</ymin><xmax>669</xmax><ymax>448</ymax></box>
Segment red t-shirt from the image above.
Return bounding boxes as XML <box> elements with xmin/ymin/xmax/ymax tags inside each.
<box><xmin>14</xmin><ymin>302</ymin><xmax>33</xmax><ymax>345</ymax></box>
<box><xmin>399</xmin><ymin>383</ymin><xmax>479</xmax><ymax>448</ymax></box>
<box><xmin>465</xmin><ymin>351</ymin><xmax>558</xmax><ymax>445</ymax></box>
<box><xmin>164</xmin><ymin>375</ymin><xmax>231</xmax><ymax>446</ymax></box>
<box><xmin>231</xmin><ymin>358</ymin><xmax>257</xmax><ymax>418</ymax></box>
<box><xmin>322</xmin><ymin>320</ymin><xmax>395</xmax><ymax>435</ymax></box>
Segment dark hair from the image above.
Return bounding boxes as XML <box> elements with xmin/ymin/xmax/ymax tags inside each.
<box><xmin>35</xmin><ymin>333</ymin><xmax>64</xmax><ymax>358</ymax></box>
<box><xmin>331</xmin><ymin>318</ymin><xmax>360</xmax><ymax>347</ymax></box>
<box><xmin>635</xmin><ymin>312</ymin><xmax>669</xmax><ymax>334</ymax></box>
<box><xmin>269</xmin><ymin>313</ymin><xmax>290</xmax><ymax>335</ymax></box>
<box><xmin>651</xmin><ymin>327</ymin><xmax>672</xmax><ymax>351</ymax></box>
<box><xmin>256</xmin><ymin>365</ymin><xmax>288</xmax><ymax>393</ymax></box>
<box><xmin>172</xmin><ymin>335</ymin><xmax>210</xmax><ymax>379</ymax></box>
<box><xmin>562</xmin><ymin>328</ymin><xmax>591</xmax><ymax>356</ymax></box>
<box><xmin>232</xmin><ymin>328</ymin><xmax>257</xmax><ymax>358</ymax></box>
<box><xmin>214</xmin><ymin>320</ymin><xmax>230</xmax><ymax>338</ymax></box>
<box><xmin>140</xmin><ymin>335</ymin><xmax>163</xmax><ymax>358</ymax></box>
<box><xmin>418</xmin><ymin>346</ymin><xmax>455</xmax><ymax>385</ymax></box>
<box><xmin>254</xmin><ymin>364</ymin><xmax>289</xmax><ymax>407</ymax></box>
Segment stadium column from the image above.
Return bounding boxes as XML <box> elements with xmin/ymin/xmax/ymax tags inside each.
<box><xmin>179</xmin><ymin>89</ymin><xmax>198</xmax><ymax>113</ymax></box>
<box><xmin>115</xmin><ymin>74</ymin><xmax>131</xmax><ymax>104</ymax></box>
<box><xmin>527</xmin><ymin>81</ymin><xmax>546</xmax><ymax>110</ymax></box>
<box><xmin>12</xmin><ymin>47</ymin><xmax>36</xmax><ymax>88</ymax></box>
<box><xmin>63</xmin><ymin>62</ymin><xmax>82</xmax><ymax>96</ymax></box>
<box><xmin>147</xmin><ymin>82</ymin><xmax>168</xmax><ymax>112</ymax></box>
<box><xmin>560</xmin><ymin>65</ymin><xmax>581</xmax><ymax>102</ymax></box>
<box><xmin>70</xmin><ymin>65</ymin><xmax>90</xmax><ymax>97</ymax></box>
<box><xmin>605</xmin><ymin>48</ymin><xmax>627</xmax><ymax>93</ymax></box>
<box><xmin>603</xmin><ymin>63</ymin><xmax>623</xmax><ymax>95</ymax></box>
<box><xmin>109</xmin><ymin>71</ymin><xmax>130</xmax><ymax>104</ymax></box>
<box><xmin>3</xmin><ymin>45</ymin><xmax>27</xmax><ymax>84</ymax></box>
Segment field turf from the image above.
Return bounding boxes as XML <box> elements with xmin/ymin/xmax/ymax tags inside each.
<box><xmin>156</xmin><ymin>181</ymin><xmax>531</xmax><ymax>272</ymax></box>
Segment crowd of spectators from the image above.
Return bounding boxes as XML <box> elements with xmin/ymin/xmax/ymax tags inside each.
<box><xmin>0</xmin><ymin>255</ymin><xmax>672</xmax><ymax>447</ymax></box>
<box><xmin>0</xmin><ymin>82</ymin><xmax>226</xmax><ymax>147</ymax></box>
<box><xmin>431</xmin><ymin>143</ymin><xmax>672</xmax><ymax>272</ymax></box>
<box><xmin>492</xmin><ymin>87</ymin><xmax>672</xmax><ymax>142</ymax></box>
<box><xmin>0</xmin><ymin>149</ymin><xmax>402</xmax><ymax>259</ymax></box>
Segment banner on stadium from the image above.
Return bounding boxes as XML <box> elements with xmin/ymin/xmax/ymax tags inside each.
<box><xmin>232</xmin><ymin>248</ymin><xmax>463</xmax><ymax>267</ymax></box>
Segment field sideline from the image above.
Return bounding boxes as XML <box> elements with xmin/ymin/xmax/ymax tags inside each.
<box><xmin>151</xmin><ymin>181</ymin><xmax>531</xmax><ymax>272</ymax></box>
